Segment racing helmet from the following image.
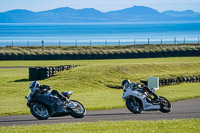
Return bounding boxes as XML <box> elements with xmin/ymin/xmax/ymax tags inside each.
<box><xmin>121</xmin><ymin>79</ymin><xmax>131</xmax><ymax>87</ymax></box>
<box><xmin>29</xmin><ymin>81</ymin><xmax>40</xmax><ymax>91</ymax></box>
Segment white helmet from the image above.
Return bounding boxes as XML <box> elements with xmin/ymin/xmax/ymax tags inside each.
<box><xmin>29</xmin><ymin>81</ymin><xmax>40</xmax><ymax>91</ymax></box>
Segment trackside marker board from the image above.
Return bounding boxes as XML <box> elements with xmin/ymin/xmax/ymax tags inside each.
<box><xmin>148</xmin><ymin>77</ymin><xmax>159</xmax><ymax>90</ymax></box>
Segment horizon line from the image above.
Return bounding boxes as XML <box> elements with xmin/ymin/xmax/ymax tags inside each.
<box><xmin>1</xmin><ymin>5</ymin><xmax>200</xmax><ymax>13</ymax></box>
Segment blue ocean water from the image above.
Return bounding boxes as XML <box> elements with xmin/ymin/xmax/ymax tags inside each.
<box><xmin>0</xmin><ymin>22</ymin><xmax>200</xmax><ymax>46</ymax></box>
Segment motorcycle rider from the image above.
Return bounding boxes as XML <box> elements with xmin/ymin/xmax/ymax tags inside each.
<box><xmin>121</xmin><ymin>79</ymin><xmax>159</xmax><ymax>102</ymax></box>
<box><xmin>29</xmin><ymin>81</ymin><xmax>68</xmax><ymax>103</ymax></box>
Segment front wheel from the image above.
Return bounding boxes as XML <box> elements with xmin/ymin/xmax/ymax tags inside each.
<box><xmin>126</xmin><ymin>97</ymin><xmax>142</xmax><ymax>114</ymax></box>
<box><xmin>30</xmin><ymin>102</ymin><xmax>50</xmax><ymax>120</ymax></box>
<box><xmin>69</xmin><ymin>100</ymin><xmax>86</xmax><ymax>118</ymax></box>
<box><xmin>159</xmin><ymin>96</ymin><xmax>171</xmax><ymax>113</ymax></box>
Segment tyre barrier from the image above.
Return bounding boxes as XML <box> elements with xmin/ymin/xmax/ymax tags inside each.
<box><xmin>29</xmin><ymin>65</ymin><xmax>79</xmax><ymax>81</ymax></box>
<box><xmin>140</xmin><ymin>76</ymin><xmax>200</xmax><ymax>87</ymax></box>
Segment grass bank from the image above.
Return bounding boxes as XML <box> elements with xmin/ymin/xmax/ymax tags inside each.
<box><xmin>0</xmin><ymin>57</ymin><xmax>200</xmax><ymax>115</ymax></box>
<box><xmin>0</xmin><ymin>57</ymin><xmax>199</xmax><ymax>66</ymax></box>
<box><xmin>0</xmin><ymin>119</ymin><xmax>199</xmax><ymax>133</ymax></box>
<box><xmin>1</xmin><ymin>44</ymin><xmax>199</xmax><ymax>55</ymax></box>
<box><xmin>0</xmin><ymin>44</ymin><xmax>199</xmax><ymax>60</ymax></box>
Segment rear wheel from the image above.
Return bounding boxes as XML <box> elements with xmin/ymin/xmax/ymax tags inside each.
<box><xmin>126</xmin><ymin>97</ymin><xmax>142</xmax><ymax>114</ymax></box>
<box><xmin>69</xmin><ymin>100</ymin><xmax>86</xmax><ymax>118</ymax></box>
<box><xmin>159</xmin><ymin>96</ymin><xmax>171</xmax><ymax>113</ymax></box>
<box><xmin>30</xmin><ymin>102</ymin><xmax>50</xmax><ymax>120</ymax></box>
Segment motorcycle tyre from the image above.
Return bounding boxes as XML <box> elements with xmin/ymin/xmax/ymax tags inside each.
<box><xmin>69</xmin><ymin>100</ymin><xmax>86</xmax><ymax>118</ymax></box>
<box><xmin>30</xmin><ymin>102</ymin><xmax>50</xmax><ymax>120</ymax></box>
<box><xmin>126</xmin><ymin>97</ymin><xmax>142</xmax><ymax>114</ymax></box>
<box><xmin>159</xmin><ymin>96</ymin><xmax>171</xmax><ymax>113</ymax></box>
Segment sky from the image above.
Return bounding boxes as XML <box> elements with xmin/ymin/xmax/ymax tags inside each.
<box><xmin>0</xmin><ymin>0</ymin><xmax>200</xmax><ymax>13</ymax></box>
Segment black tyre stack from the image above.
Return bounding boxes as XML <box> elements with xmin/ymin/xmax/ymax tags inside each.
<box><xmin>158</xmin><ymin>76</ymin><xmax>200</xmax><ymax>86</ymax></box>
<box><xmin>29</xmin><ymin>67</ymin><xmax>39</xmax><ymax>81</ymax></box>
<box><xmin>29</xmin><ymin>65</ymin><xmax>80</xmax><ymax>81</ymax></box>
<box><xmin>141</xmin><ymin>75</ymin><xmax>200</xmax><ymax>87</ymax></box>
<box><xmin>39</xmin><ymin>67</ymin><xmax>50</xmax><ymax>80</ymax></box>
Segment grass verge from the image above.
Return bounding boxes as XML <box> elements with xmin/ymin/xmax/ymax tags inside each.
<box><xmin>0</xmin><ymin>119</ymin><xmax>199</xmax><ymax>133</ymax></box>
<box><xmin>0</xmin><ymin>57</ymin><xmax>200</xmax><ymax>66</ymax></box>
<box><xmin>0</xmin><ymin>44</ymin><xmax>199</xmax><ymax>55</ymax></box>
<box><xmin>0</xmin><ymin>57</ymin><xmax>200</xmax><ymax>115</ymax></box>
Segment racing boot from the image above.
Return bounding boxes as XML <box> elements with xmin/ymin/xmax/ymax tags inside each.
<box><xmin>56</xmin><ymin>93</ymin><xmax>67</xmax><ymax>103</ymax></box>
<box><xmin>150</xmin><ymin>91</ymin><xmax>159</xmax><ymax>103</ymax></box>
<box><xmin>55</xmin><ymin>91</ymin><xmax>75</xmax><ymax>108</ymax></box>
<box><xmin>59</xmin><ymin>95</ymin><xmax>75</xmax><ymax>108</ymax></box>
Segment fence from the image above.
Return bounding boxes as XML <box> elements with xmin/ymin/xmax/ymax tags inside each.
<box><xmin>0</xmin><ymin>37</ymin><xmax>200</xmax><ymax>47</ymax></box>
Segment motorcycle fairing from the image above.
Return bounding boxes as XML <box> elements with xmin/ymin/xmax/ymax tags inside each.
<box><xmin>122</xmin><ymin>87</ymin><xmax>145</xmax><ymax>100</ymax></box>
<box><xmin>33</xmin><ymin>94</ymin><xmax>68</xmax><ymax>116</ymax></box>
<box><xmin>34</xmin><ymin>94</ymin><xmax>55</xmax><ymax>106</ymax></box>
<box><xmin>142</xmin><ymin>98</ymin><xmax>160</xmax><ymax>110</ymax></box>
<box><xmin>122</xmin><ymin>87</ymin><xmax>160</xmax><ymax>111</ymax></box>
<box><xmin>61</xmin><ymin>91</ymin><xmax>73</xmax><ymax>99</ymax></box>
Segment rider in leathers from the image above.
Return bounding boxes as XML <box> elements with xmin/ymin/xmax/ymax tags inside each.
<box><xmin>29</xmin><ymin>81</ymin><xmax>68</xmax><ymax>102</ymax></box>
<box><xmin>121</xmin><ymin>79</ymin><xmax>159</xmax><ymax>101</ymax></box>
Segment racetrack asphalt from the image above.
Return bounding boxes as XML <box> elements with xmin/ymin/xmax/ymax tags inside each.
<box><xmin>0</xmin><ymin>98</ymin><xmax>199</xmax><ymax>127</ymax></box>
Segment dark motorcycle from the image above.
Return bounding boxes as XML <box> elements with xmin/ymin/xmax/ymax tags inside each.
<box><xmin>25</xmin><ymin>89</ymin><xmax>86</xmax><ymax>120</ymax></box>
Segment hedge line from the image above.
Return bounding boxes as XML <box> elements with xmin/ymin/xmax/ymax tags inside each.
<box><xmin>29</xmin><ymin>65</ymin><xmax>79</xmax><ymax>81</ymax></box>
<box><xmin>1</xmin><ymin>49</ymin><xmax>200</xmax><ymax>60</ymax></box>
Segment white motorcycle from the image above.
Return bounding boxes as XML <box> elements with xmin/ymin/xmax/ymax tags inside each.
<box><xmin>122</xmin><ymin>81</ymin><xmax>171</xmax><ymax>114</ymax></box>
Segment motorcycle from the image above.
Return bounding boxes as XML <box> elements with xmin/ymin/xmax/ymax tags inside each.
<box><xmin>122</xmin><ymin>83</ymin><xmax>171</xmax><ymax>114</ymax></box>
<box><xmin>25</xmin><ymin>89</ymin><xmax>86</xmax><ymax>120</ymax></box>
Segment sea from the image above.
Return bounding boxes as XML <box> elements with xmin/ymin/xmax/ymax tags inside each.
<box><xmin>0</xmin><ymin>22</ymin><xmax>200</xmax><ymax>46</ymax></box>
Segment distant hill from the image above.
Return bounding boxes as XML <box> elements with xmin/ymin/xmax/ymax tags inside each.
<box><xmin>0</xmin><ymin>6</ymin><xmax>200</xmax><ymax>23</ymax></box>
<box><xmin>107</xmin><ymin>6</ymin><xmax>170</xmax><ymax>22</ymax></box>
<box><xmin>162</xmin><ymin>10</ymin><xmax>200</xmax><ymax>17</ymax></box>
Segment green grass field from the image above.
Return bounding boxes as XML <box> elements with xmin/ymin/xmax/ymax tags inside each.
<box><xmin>0</xmin><ymin>57</ymin><xmax>200</xmax><ymax>66</ymax></box>
<box><xmin>0</xmin><ymin>57</ymin><xmax>200</xmax><ymax>116</ymax></box>
<box><xmin>0</xmin><ymin>119</ymin><xmax>199</xmax><ymax>133</ymax></box>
